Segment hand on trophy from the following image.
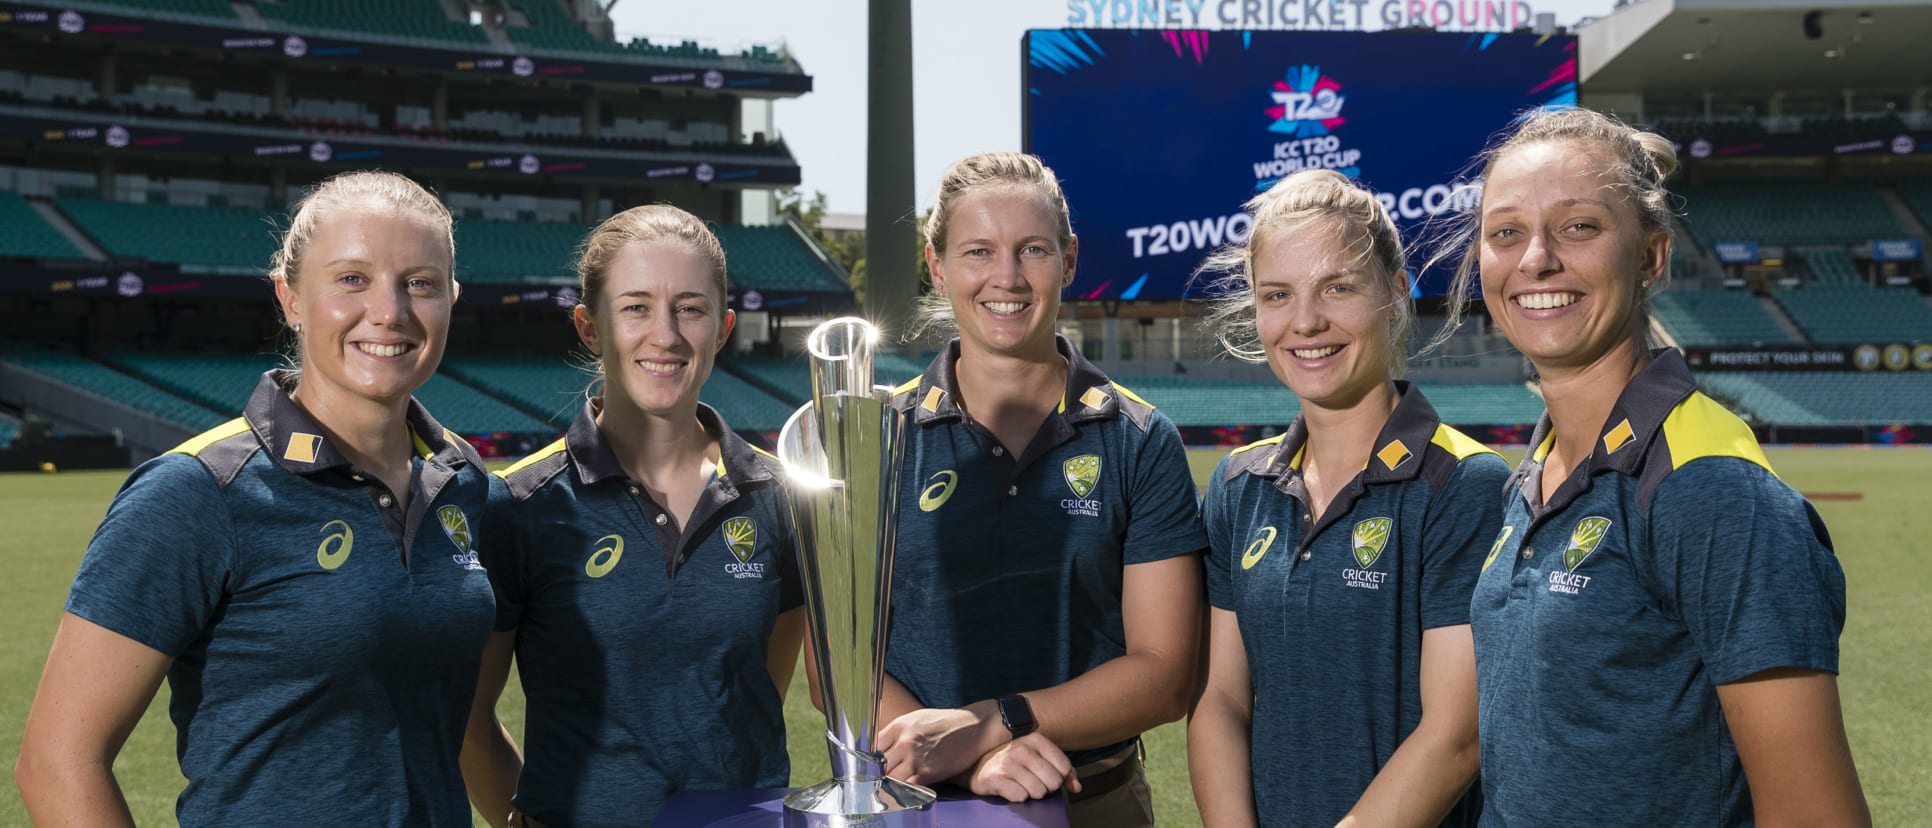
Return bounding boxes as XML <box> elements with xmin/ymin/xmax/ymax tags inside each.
<box><xmin>879</xmin><ymin>701</ymin><xmax>1007</xmax><ymax>785</ymax></box>
<box><xmin>963</xmin><ymin>733</ymin><xmax>1082</xmax><ymax>803</ymax></box>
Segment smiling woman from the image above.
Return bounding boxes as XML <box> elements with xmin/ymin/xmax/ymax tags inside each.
<box><xmin>461</xmin><ymin>204</ymin><xmax>808</xmax><ymax>828</ymax></box>
<box><xmin>871</xmin><ymin>152</ymin><xmax>1207</xmax><ymax>828</ymax></box>
<box><xmin>1445</xmin><ymin>108</ymin><xmax>1871</xmax><ymax>827</ymax></box>
<box><xmin>1187</xmin><ymin>169</ymin><xmax>1507</xmax><ymax>828</ymax></box>
<box><xmin>15</xmin><ymin>171</ymin><xmax>497</xmax><ymax>827</ymax></box>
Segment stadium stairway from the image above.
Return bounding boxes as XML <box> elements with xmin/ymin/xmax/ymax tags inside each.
<box><xmin>26</xmin><ymin>200</ymin><xmax>105</xmax><ymax>260</ymax></box>
<box><xmin>1878</xmin><ymin>188</ymin><xmax>1932</xmax><ymax>239</ymax></box>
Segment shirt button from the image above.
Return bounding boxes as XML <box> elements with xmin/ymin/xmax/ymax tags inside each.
<box><xmin>628</xmin><ymin>485</ymin><xmax>641</xmax><ymax>496</ymax></box>
<box><xmin>350</xmin><ymin>473</ymin><xmax>365</xmax><ymax>482</ymax></box>
<box><xmin>378</xmin><ymin>493</ymin><xmax>393</xmax><ymax>508</ymax></box>
<box><xmin>992</xmin><ymin>446</ymin><xmax>1004</xmax><ymax>457</ymax></box>
<box><xmin>655</xmin><ymin>513</ymin><xmax>668</xmax><ymax>526</ymax></box>
<box><xmin>1007</xmin><ymin>485</ymin><xmax>1018</xmax><ymax>496</ymax></box>
<box><xmin>1522</xmin><ymin>546</ymin><xmax>1534</xmax><ymax>559</ymax></box>
<box><xmin>1299</xmin><ymin>550</ymin><xmax>1311</xmax><ymax>560</ymax></box>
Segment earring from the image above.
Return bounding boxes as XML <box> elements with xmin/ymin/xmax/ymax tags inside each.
<box><xmin>1641</xmin><ymin>280</ymin><xmax>1652</xmax><ymax>289</ymax></box>
<box><xmin>292</xmin><ymin>323</ymin><xmax>301</xmax><ymax>334</ymax></box>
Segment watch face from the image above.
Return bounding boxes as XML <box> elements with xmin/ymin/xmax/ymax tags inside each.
<box><xmin>1000</xmin><ymin>694</ymin><xmax>1036</xmax><ymax>735</ymax></box>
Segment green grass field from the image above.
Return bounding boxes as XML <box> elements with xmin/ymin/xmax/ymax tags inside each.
<box><xmin>2</xmin><ymin>448</ymin><xmax>1928</xmax><ymax>825</ymax></box>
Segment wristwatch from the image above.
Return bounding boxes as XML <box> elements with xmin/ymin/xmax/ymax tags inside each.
<box><xmin>995</xmin><ymin>694</ymin><xmax>1037</xmax><ymax>738</ymax></box>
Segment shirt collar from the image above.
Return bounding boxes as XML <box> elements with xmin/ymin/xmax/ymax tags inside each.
<box><xmin>1252</xmin><ymin>381</ymin><xmax>1440</xmax><ymax>485</ymax></box>
<box><xmin>566</xmin><ymin>398</ymin><xmax>773</xmax><ymax>487</ymax></box>
<box><xmin>1520</xmin><ymin>348</ymin><xmax>1698</xmax><ymax>481</ymax></box>
<box><xmin>905</xmin><ymin>335</ymin><xmax>1120</xmax><ymax>427</ymax></box>
<box><xmin>244</xmin><ymin>369</ymin><xmax>468</xmax><ymax>475</ymax></box>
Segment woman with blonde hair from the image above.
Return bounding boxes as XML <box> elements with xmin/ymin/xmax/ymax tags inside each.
<box><xmin>461</xmin><ymin>204</ymin><xmax>805</xmax><ymax>828</ymax></box>
<box><xmin>1452</xmin><ymin>107</ymin><xmax>1867</xmax><ymax>825</ymax></box>
<box><xmin>16</xmin><ymin>171</ymin><xmax>493</xmax><ymax>826</ymax></box>
<box><xmin>867</xmin><ymin>151</ymin><xmax>1207</xmax><ymax>828</ymax></box>
<box><xmin>1188</xmin><ymin>168</ymin><xmax>1508</xmax><ymax>827</ymax></box>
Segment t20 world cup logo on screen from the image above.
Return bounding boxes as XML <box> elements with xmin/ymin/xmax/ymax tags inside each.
<box><xmin>1268</xmin><ymin>65</ymin><xmax>1347</xmax><ymax>138</ymax></box>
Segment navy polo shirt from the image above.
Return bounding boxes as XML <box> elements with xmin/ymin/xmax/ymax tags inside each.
<box><xmin>1203</xmin><ymin>383</ymin><xmax>1507</xmax><ymax>827</ymax></box>
<box><xmin>1471</xmin><ymin>350</ymin><xmax>1846</xmax><ymax>826</ymax></box>
<box><xmin>65</xmin><ymin>370</ymin><xmax>496</xmax><ymax>827</ymax></box>
<box><xmin>488</xmin><ymin>401</ymin><xmax>803</xmax><ymax>828</ymax></box>
<box><xmin>883</xmin><ymin>337</ymin><xmax>1209</xmax><ymax>767</ymax></box>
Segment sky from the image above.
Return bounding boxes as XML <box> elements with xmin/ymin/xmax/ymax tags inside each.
<box><xmin>609</xmin><ymin>0</ymin><xmax>1614</xmax><ymax>216</ymax></box>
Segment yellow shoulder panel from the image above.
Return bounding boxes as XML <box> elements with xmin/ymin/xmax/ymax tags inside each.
<box><xmin>749</xmin><ymin>445</ymin><xmax>781</xmax><ymax>464</ymax></box>
<box><xmin>1109</xmin><ymin>381</ymin><xmax>1155</xmax><ymax>410</ymax></box>
<box><xmin>1228</xmin><ymin>432</ymin><xmax>1288</xmax><ymax>457</ymax></box>
<box><xmin>1430</xmin><ymin>423</ymin><xmax>1499</xmax><ymax>461</ymax></box>
<box><xmin>1660</xmin><ymin>392</ymin><xmax>1773</xmax><ymax>475</ymax></box>
<box><xmin>891</xmin><ymin>377</ymin><xmax>923</xmax><ymax>396</ymax></box>
<box><xmin>495</xmin><ymin>437</ymin><xmax>568</xmax><ymax>480</ymax></box>
<box><xmin>167</xmin><ymin>417</ymin><xmax>250</xmax><ymax>456</ymax></box>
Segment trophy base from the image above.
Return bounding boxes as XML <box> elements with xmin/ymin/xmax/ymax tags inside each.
<box><xmin>782</xmin><ymin>777</ymin><xmax>938</xmax><ymax>828</ymax></box>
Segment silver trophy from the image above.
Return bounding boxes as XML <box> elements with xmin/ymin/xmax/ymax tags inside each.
<box><xmin>776</xmin><ymin>318</ymin><xmax>936</xmax><ymax>827</ymax></box>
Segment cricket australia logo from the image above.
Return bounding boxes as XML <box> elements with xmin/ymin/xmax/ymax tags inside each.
<box><xmin>1060</xmin><ymin>454</ymin><xmax>1102</xmax><ymax>517</ymax></box>
<box><xmin>439</xmin><ymin>505</ymin><xmax>483</xmax><ymax>571</ymax></box>
<box><xmin>722</xmin><ymin>517</ymin><xmax>765</xmax><ymax>579</ymax></box>
<box><xmin>1342</xmin><ymin>517</ymin><xmax>1392</xmax><ymax>590</ymax></box>
<box><xmin>1549</xmin><ymin>516</ymin><xmax>1611</xmax><ymax>595</ymax></box>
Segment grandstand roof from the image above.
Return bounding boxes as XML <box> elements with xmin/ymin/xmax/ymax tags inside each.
<box><xmin>1580</xmin><ymin>0</ymin><xmax>1932</xmax><ymax>93</ymax></box>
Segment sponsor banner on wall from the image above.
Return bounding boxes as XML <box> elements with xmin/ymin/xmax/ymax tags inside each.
<box><xmin>1685</xmin><ymin>344</ymin><xmax>1932</xmax><ymax>372</ymax></box>
<box><xmin>1024</xmin><ymin>29</ymin><xmax>1576</xmax><ymax>299</ymax></box>
<box><xmin>0</xmin><ymin>1</ymin><xmax>810</xmax><ymax>93</ymax></box>
<box><xmin>0</xmin><ymin>112</ymin><xmax>799</xmax><ymax>186</ymax></box>
<box><xmin>1674</xmin><ymin>131</ymin><xmax>1932</xmax><ymax>161</ymax></box>
<box><xmin>1712</xmin><ymin>241</ymin><xmax>1761</xmax><ymax>264</ymax></box>
<box><xmin>1871</xmin><ymin>239</ymin><xmax>1924</xmax><ymax>262</ymax></box>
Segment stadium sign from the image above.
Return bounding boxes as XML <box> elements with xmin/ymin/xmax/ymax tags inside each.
<box><xmin>1024</xmin><ymin>28</ymin><xmax>1575</xmax><ymax>299</ymax></box>
<box><xmin>1712</xmin><ymin>241</ymin><xmax>1760</xmax><ymax>264</ymax></box>
<box><xmin>1683</xmin><ymin>345</ymin><xmax>1932</xmax><ymax>373</ymax></box>
<box><xmin>1062</xmin><ymin>0</ymin><xmax>1592</xmax><ymax>31</ymax></box>
<box><xmin>1871</xmin><ymin>239</ymin><xmax>1923</xmax><ymax>262</ymax></box>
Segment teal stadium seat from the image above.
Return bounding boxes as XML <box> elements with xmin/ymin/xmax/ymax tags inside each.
<box><xmin>1679</xmin><ymin>181</ymin><xmax>1906</xmax><ymax>248</ymax></box>
<box><xmin>1109</xmin><ymin>375</ymin><xmax>1545</xmax><ymax>429</ymax></box>
<box><xmin>58</xmin><ymin>199</ymin><xmax>279</xmax><ymax>273</ymax></box>
<box><xmin>452</xmin><ymin>356</ymin><xmax>799</xmax><ymax>433</ymax></box>
<box><xmin>1652</xmin><ymin>287</ymin><xmax>1800</xmax><ymax>347</ymax></box>
<box><xmin>1699</xmin><ymin>372</ymin><xmax>1932</xmax><ymax>426</ymax></box>
<box><xmin>66</xmin><ymin>0</ymin><xmax>238</xmax><ymax>21</ymax></box>
<box><xmin>2</xmin><ymin>350</ymin><xmax>228</xmax><ymax>431</ymax></box>
<box><xmin>255</xmin><ymin>0</ymin><xmax>488</xmax><ymax>46</ymax></box>
<box><xmin>712</xmin><ymin>224</ymin><xmax>851</xmax><ymax>293</ymax></box>
<box><xmin>1773</xmin><ymin>283</ymin><xmax>1932</xmax><ymax>345</ymax></box>
<box><xmin>454</xmin><ymin>220</ymin><xmax>587</xmax><ymax>283</ymax></box>
<box><xmin>1797</xmin><ymin>248</ymin><xmax>1863</xmax><ymax>285</ymax></box>
<box><xmin>0</xmin><ymin>192</ymin><xmax>83</xmax><ymax>260</ymax></box>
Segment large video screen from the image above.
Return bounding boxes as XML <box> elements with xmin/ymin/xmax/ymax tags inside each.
<box><xmin>1023</xmin><ymin>29</ymin><xmax>1576</xmax><ymax>299</ymax></box>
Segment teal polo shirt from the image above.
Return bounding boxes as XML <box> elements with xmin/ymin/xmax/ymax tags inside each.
<box><xmin>1471</xmin><ymin>350</ymin><xmax>1846</xmax><ymax>826</ymax></box>
<box><xmin>65</xmin><ymin>370</ymin><xmax>496</xmax><ymax>827</ymax></box>
<box><xmin>1203</xmin><ymin>383</ymin><xmax>1507</xmax><ymax>827</ymax></box>
<box><xmin>883</xmin><ymin>337</ymin><xmax>1209</xmax><ymax>767</ymax></box>
<box><xmin>487</xmin><ymin>401</ymin><xmax>802</xmax><ymax>828</ymax></box>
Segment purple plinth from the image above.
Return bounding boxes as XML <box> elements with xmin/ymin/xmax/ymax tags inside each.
<box><xmin>652</xmin><ymin>787</ymin><xmax>1071</xmax><ymax>828</ymax></box>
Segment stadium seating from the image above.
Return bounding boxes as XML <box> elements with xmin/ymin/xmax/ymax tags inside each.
<box><xmin>712</xmin><ymin>224</ymin><xmax>850</xmax><ymax>292</ymax></box>
<box><xmin>1679</xmin><ymin>181</ymin><xmax>1906</xmax><ymax>248</ymax></box>
<box><xmin>1</xmin><ymin>350</ymin><xmax>229</xmax><ymax>430</ymax></box>
<box><xmin>254</xmin><ymin>0</ymin><xmax>490</xmax><ymax>47</ymax></box>
<box><xmin>454</xmin><ymin>219</ymin><xmax>587</xmax><ymax>283</ymax></box>
<box><xmin>1651</xmin><ymin>287</ymin><xmax>1800</xmax><ymax>347</ymax></box>
<box><xmin>60</xmin><ymin>0</ymin><xmax>237</xmax><ymax>22</ymax></box>
<box><xmin>724</xmin><ymin>352</ymin><xmax>930</xmax><ymax>405</ymax></box>
<box><xmin>1797</xmin><ymin>247</ymin><xmax>1863</xmax><ymax>285</ymax></box>
<box><xmin>1411</xmin><ymin>382</ymin><xmax>1550</xmax><ymax>426</ymax></box>
<box><xmin>1773</xmin><ymin>282</ymin><xmax>1932</xmax><ymax>345</ymax></box>
<box><xmin>112</xmin><ymin>351</ymin><xmax>279</xmax><ymax>413</ymax></box>
<box><xmin>0</xmin><ymin>192</ymin><xmax>83</xmax><ymax>260</ymax></box>
<box><xmin>507</xmin><ymin>0</ymin><xmax>619</xmax><ymax>54</ymax></box>
<box><xmin>1899</xmin><ymin>181</ymin><xmax>1932</xmax><ymax>231</ymax></box>
<box><xmin>1699</xmin><ymin>372</ymin><xmax>1932</xmax><ymax>425</ymax></box>
<box><xmin>447</xmin><ymin>356</ymin><xmax>588</xmax><ymax>426</ymax></box>
<box><xmin>452</xmin><ymin>356</ymin><xmax>799</xmax><ymax>432</ymax></box>
<box><xmin>0</xmin><ymin>415</ymin><xmax>18</xmax><ymax>449</ymax></box>
<box><xmin>57</xmin><ymin>198</ymin><xmax>279</xmax><ymax>272</ymax></box>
